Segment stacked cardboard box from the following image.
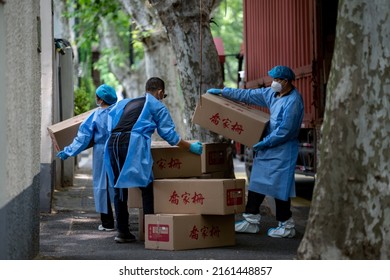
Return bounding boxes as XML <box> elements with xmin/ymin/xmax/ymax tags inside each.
<box><xmin>145</xmin><ymin>214</ymin><xmax>235</xmax><ymax>251</ymax></box>
<box><xmin>153</xmin><ymin>179</ymin><xmax>245</xmax><ymax>215</ymax></box>
<box><xmin>151</xmin><ymin>141</ymin><xmax>202</xmax><ymax>179</ymax></box>
<box><xmin>145</xmin><ymin>178</ymin><xmax>245</xmax><ymax>250</ymax></box>
<box><xmin>129</xmin><ymin>141</ymin><xmax>232</xmax><ymax>203</ymax></box>
<box><xmin>143</xmin><ymin>142</ymin><xmax>245</xmax><ymax>250</ymax></box>
<box><xmin>129</xmin><ymin>142</ymin><xmax>239</xmax><ymax>245</ymax></box>
<box><xmin>125</xmin><ymin>141</ymin><xmax>243</xmax><ymax>250</ymax></box>
<box><xmin>143</xmin><ymin>93</ymin><xmax>271</xmax><ymax>249</ymax></box>
<box><xmin>201</xmin><ymin>142</ymin><xmax>230</xmax><ymax>178</ymax></box>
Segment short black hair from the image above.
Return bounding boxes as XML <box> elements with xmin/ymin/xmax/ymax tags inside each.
<box><xmin>145</xmin><ymin>77</ymin><xmax>165</xmax><ymax>93</ymax></box>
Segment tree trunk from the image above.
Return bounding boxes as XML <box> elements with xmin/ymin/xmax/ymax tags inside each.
<box><xmin>119</xmin><ymin>0</ymin><xmax>186</xmax><ymax>136</ymax></box>
<box><xmin>148</xmin><ymin>0</ymin><xmax>224</xmax><ymax>141</ymax></box>
<box><xmin>297</xmin><ymin>0</ymin><xmax>390</xmax><ymax>259</ymax></box>
<box><xmin>100</xmin><ymin>16</ymin><xmax>144</xmax><ymax>98</ymax></box>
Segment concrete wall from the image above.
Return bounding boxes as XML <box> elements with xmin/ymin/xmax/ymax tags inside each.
<box><xmin>40</xmin><ymin>0</ymin><xmax>55</xmax><ymax>213</ymax></box>
<box><xmin>0</xmin><ymin>0</ymin><xmax>41</xmax><ymax>259</ymax></box>
<box><xmin>52</xmin><ymin>0</ymin><xmax>76</xmax><ymax>189</ymax></box>
<box><xmin>55</xmin><ymin>48</ymin><xmax>75</xmax><ymax>187</ymax></box>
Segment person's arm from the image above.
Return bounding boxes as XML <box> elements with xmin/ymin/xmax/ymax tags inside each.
<box><xmin>208</xmin><ymin>87</ymin><xmax>269</xmax><ymax>107</ymax></box>
<box><xmin>56</xmin><ymin>112</ymin><xmax>95</xmax><ymax>160</ymax></box>
<box><xmin>176</xmin><ymin>139</ymin><xmax>203</xmax><ymax>155</ymax></box>
<box><xmin>222</xmin><ymin>87</ymin><xmax>269</xmax><ymax>107</ymax></box>
<box><xmin>253</xmin><ymin>95</ymin><xmax>303</xmax><ymax>151</ymax></box>
<box><xmin>149</xmin><ymin>96</ymin><xmax>203</xmax><ymax>155</ymax></box>
<box><xmin>176</xmin><ymin>139</ymin><xmax>191</xmax><ymax>151</ymax></box>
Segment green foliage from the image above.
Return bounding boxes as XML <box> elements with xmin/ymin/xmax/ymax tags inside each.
<box><xmin>211</xmin><ymin>0</ymin><xmax>243</xmax><ymax>88</ymax></box>
<box><xmin>94</xmin><ymin>47</ymin><xmax>122</xmax><ymax>88</ymax></box>
<box><xmin>65</xmin><ymin>0</ymin><xmax>120</xmax><ymax>50</ymax></box>
<box><xmin>65</xmin><ymin>0</ymin><xmax>144</xmax><ymax>87</ymax></box>
<box><xmin>74</xmin><ymin>77</ymin><xmax>95</xmax><ymax>115</ymax></box>
<box><xmin>64</xmin><ymin>0</ymin><xmax>243</xmax><ymax>90</ymax></box>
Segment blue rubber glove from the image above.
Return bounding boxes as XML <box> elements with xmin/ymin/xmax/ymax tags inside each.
<box><xmin>253</xmin><ymin>141</ymin><xmax>267</xmax><ymax>152</ymax></box>
<box><xmin>207</xmin><ymin>88</ymin><xmax>222</xmax><ymax>95</ymax></box>
<box><xmin>189</xmin><ymin>142</ymin><xmax>203</xmax><ymax>155</ymax></box>
<box><xmin>56</xmin><ymin>151</ymin><xmax>69</xmax><ymax>160</ymax></box>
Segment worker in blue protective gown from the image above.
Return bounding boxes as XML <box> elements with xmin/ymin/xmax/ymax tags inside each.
<box><xmin>207</xmin><ymin>65</ymin><xmax>304</xmax><ymax>238</ymax></box>
<box><xmin>57</xmin><ymin>84</ymin><xmax>118</xmax><ymax>231</ymax></box>
<box><xmin>104</xmin><ymin>77</ymin><xmax>203</xmax><ymax>243</ymax></box>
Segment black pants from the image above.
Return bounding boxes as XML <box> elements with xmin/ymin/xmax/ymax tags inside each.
<box><xmin>245</xmin><ymin>190</ymin><xmax>292</xmax><ymax>222</ymax></box>
<box><xmin>100</xmin><ymin>185</ymin><xmax>114</xmax><ymax>228</ymax></box>
<box><xmin>108</xmin><ymin>132</ymin><xmax>154</xmax><ymax>234</ymax></box>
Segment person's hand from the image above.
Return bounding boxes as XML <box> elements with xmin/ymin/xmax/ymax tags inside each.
<box><xmin>189</xmin><ymin>142</ymin><xmax>203</xmax><ymax>155</ymax></box>
<box><xmin>206</xmin><ymin>88</ymin><xmax>222</xmax><ymax>95</ymax></box>
<box><xmin>253</xmin><ymin>141</ymin><xmax>266</xmax><ymax>152</ymax></box>
<box><xmin>56</xmin><ymin>151</ymin><xmax>69</xmax><ymax>160</ymax></box>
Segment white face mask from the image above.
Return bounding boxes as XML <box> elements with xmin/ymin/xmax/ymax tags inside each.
<box><xmin>96</xmin><ymin>100</ymin><xmax>102</xmax><ymax>107</ymax></box>
<box><xmin>271</xmin><ymin>81</ymin><xmax>283</xmax><ymax>92</ymax></box>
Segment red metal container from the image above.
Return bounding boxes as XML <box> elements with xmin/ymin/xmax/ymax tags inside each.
<box><xmin>242</xmin><ymin>0</ymin><xmax>339</xmax><ymax>173</ymax></box>
<box><xmin>244</xmin><ymin>0</ymin><xmax>319</xmax><ymax>128</ymax></box>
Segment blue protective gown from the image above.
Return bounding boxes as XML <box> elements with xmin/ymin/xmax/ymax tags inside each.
<box><xmin>104</xmin><ymin>93</ymin><xmax>180</xmax><ymax>189</ymax></box>
<box><xmin>222</xmin><ymin>87</ymin><xmax>304</xmax><ymax>201</ymax></box>
<box><xmin>62</xmin><ymin>106</ymin><xmax>115</xmax><ymax>214</ymax></box>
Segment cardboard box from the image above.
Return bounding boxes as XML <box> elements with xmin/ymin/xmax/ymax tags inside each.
<box><xmin>192</xmin><ymin>93</ymin><xmax>270</xmax><ymax>147</ymax></box>
<box><xmin>47</xmin><ymin>109</ymin><xmax>96</xmax><ymax>152</ymax></box>
<box><xmin>152</xmin><ymin>141</ymin><xmax>202</xmax><ymax>179</ymax></box>
<box><xmin>197</xmin><ymin>171</ymin><xmax>229</xmax><ymax>179</ymax></box>
<box><xmin>138</xmin><ymin>208</ymin><xmax>145</xmax><ymax>241</ymax></box>
<box><xmin>153</xmin><ymin>178</ymin><xmax>245</xmax><ymax>215</ymax></box>
<box><xmin>201</xmin><ymin>142</ymin><xmax>230</xmax><ymax>173</ymax></box>
<box><xmin>128</xmin><ymin>187</ymin><xmax>143</xmax><ymax>208</ymax></box>
<box><xmin>145</xmin><ymin>214</ymin><xmax>235</xmax><ymax>250</ymax></box>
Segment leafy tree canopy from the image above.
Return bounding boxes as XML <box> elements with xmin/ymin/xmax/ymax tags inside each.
<box><xmin>211</xmin><ymin>0</ymin><xmax>243</xmax><ymax>88</ymax></box>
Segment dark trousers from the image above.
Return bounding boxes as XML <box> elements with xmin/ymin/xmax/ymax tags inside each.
<box><xmin>100</xmin><ymin>185</ymin><xmax>114</xmax><ymax>228</ymax></box>
<box><xmin>140</xmin><ymin>182</ymin><xmax>154</xmax><ymax>215</ymax></box>
<box><xmin>108</xmin><ymin>133</ymin><xmax>154</xmax><ymax>234</ymax></box>
<box><xmin>245</xmin><ymin>190</ymin><xmax>292</xmax><ymax>222</ymax></box>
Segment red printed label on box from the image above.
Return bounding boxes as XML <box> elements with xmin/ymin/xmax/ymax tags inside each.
<box><xmin>209</xmin><ymin>112</ymin><xmax>245</xmax><ymax>135</ymax></box>
<box><xmin>168</xmin><ymin>190</ymin><xmax>205</xmax><ymax>206</ymax></box>
<box><xmin>148</xmin><ymin>224</ymin><xmax>169</xmax><ymax>242</ymax></box>
<box><xmin>155</xmin><ymin>157</ymin><xmax>183</xmax><ymax>170</ymax></box>
<box><xmin>226</xmin><ymin>188</ymin><xmax>243</xmax><ymax>206</ymax></box>
<box><xmin>189</xmin><ymin>224</ymin><xmax>221</xmax><ymax>240</ymax></box>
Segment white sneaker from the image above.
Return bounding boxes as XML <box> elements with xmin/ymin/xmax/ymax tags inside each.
<box><xmin>98</xmin><ymin>225</ymin><xmax>115</xmax><ymax>231</ymax></box>
<box><xmin>267</xmin><ymin>217</ymin><xmax>296</xmax><ymax>238</ymax></box>
<box><xmin>235</xmin><ymin>213</ymin><xmax>261</xmax><ymax>233</ymax></box>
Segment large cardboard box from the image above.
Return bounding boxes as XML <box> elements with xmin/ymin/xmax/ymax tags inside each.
<box><xmin>145</xmin><ymin>214</ymin><xmax>235</xmax><ymax>250</ymax></box>
<box><xmin>151</xmin><ymin>141</ymin><xmax>202</xmax><ymax>179</ymax></box>
<box><xmin>138</xmin><ymin>208</ymin><xmax>145</xmax><ymax>241</ymax></box>
<box><xmin>192</xmin><ymin>93</ymin><xmax>270</xmax><ymax>147</ymax></box>
<box><xmin>128</xmin><ymin>187</ymin><xmax>143</xmax><ymax>208</ymax></box>
<box><xmin>153</xmin><ymin>178</ymin><xmax>245</xmax><ymax>215</ymax></box>
<box><xmin>47</xmin><ymin>109</ymin><xmax>95</xmax><ymax>152</ymax></box>
<box><xmin>201</xmin><ymin>142</ymin><xmax>229</xmax><ymax>173</ymax></box>
<box><xmin>197</xmin><ymin>171</ymin><xmax>229</xmax><ymax>179</ymax></box>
